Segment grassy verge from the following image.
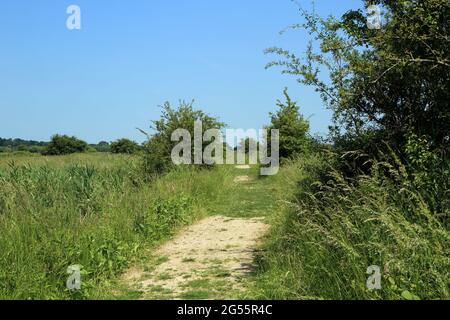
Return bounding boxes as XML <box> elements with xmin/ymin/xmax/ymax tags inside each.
<box><xmin>0</xmin><ymin>153</ymin><xmax>233</xmax><ymax>299</ymax></box>
<box><xmin>246</xmin><ymin>154</ymin><xmax>449</xmax><ymax>300</ymax></box>
<box><xmin>210</xmin><ymin>165</ymin><xmax>279</xmax><ymax>218</ymax></box>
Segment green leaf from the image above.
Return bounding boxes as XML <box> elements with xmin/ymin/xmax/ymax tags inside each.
<box><xmin>401</xmin><ymin>290</ymin><xmax>420</xmax><ymax>300</ymax></box>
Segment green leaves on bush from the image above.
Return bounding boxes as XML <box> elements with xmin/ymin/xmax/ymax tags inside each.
<box><xmin>44</xmin><ymin>135</ymin><xmax>88</xmax><ymax>156</ymax></box>
<box><xmin>267</xmin><ymin>88</ymin><xmax>310</xmax><ymax>161</ymax></box>
<box><xmin>266</xmin><ymin>0</ymin><xmax>450</xmax><ymax>162</ymax></box>
<box><xmin>110</xmin><ymin>139</ymin><xmax>139</xmax><ymax>154</ymax></box>
<box><xmin>140</xmin><ymin>100</ymin><xmax>224</xmax><ymax>177</ymax></box>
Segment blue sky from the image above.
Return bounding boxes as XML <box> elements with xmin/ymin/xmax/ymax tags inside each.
<box><xmin>0</xmin><ymin>0</ymin><xmax>362</xmax><ymax>143</ymax></box>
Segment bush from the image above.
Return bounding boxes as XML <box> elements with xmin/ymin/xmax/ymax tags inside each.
<box><xmin>266</xmin><ymin>0</ymin><xmax>450</xmax><ymax>161</ymax></box>
<box><xmin>44</xmin><ymin>135</ymin><xmax>88</xmax><ymax>155</ymax></box>
<box><xmin>267</xmin><ymin>88</ymin><xmax>310</xmax><ymax>161</ymax></box>
<box><xmin>141</xmin><ymin>100</ymin><xmax>224</xmax><ymax>177</ymax></box>
<box><xmin>110</xmin><ymin>139</ymin><xmax>139</xmax><ymax>154</ymax></box>
<box><xmin>92</xmin><ymin>141</ymin><xmax>111</xmax><ymax>153</ymax></box>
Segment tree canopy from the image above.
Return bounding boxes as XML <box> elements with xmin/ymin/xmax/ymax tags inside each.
<box><xmin>267</xmin><ymin>88</ymin><xmax>310</xmax><ymax>160</ymax></box>
<box><xmin>265</xmin><ymin>0</ymin><xmax>449</xmax><ymax>157</ymax></box>
<box><xmin>44</xmin><ymin>135</ymin><xmax>88</xmax><ymax>155</ymax></box>
<box><xmin>110</xmin><ymin>138</ymin><xmax>139</xmax><ymax>154</ymax></box>
<box><xmin>141</xmin><ymin>101</ymin><xmax>225</xmax><ymax>176</ymax></box>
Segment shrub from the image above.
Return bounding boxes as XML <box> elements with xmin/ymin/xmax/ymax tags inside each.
<box><xmin>266</xmin><ymin>0</ymin><xmax>450</xmax><ymax>160</ymax></box>
<box><xmin>92</xmin><ymin>141</ymin><xmax>111</xmax><ymax>153</ymax></box>
<box><xmin>44</xmin><ymin>135</ymin><xmax>88</xmax><ymax>155</ymax></box>
<box><xmin>237</xmin><ymin>138</ymin><xmax>259</xmax><ymax>154</ymax></box>
<box><xmin>110</xmin><ymin>139</ymin><xmax>139</xmax><ymax>154</ymax></box>
<box><xmin>267</xmin><ymin>88</ymin><xmax>310</xmax><ymax>161</ymax></box>
<box><xmin>140</xmin><ymin>100</ymin><xmax>224</xmax><ymax>177</ymax></box>
<box><xmin>135</xmin><ymin>195</ymin><xmax>193</xmax><ymax>240</ymax></box>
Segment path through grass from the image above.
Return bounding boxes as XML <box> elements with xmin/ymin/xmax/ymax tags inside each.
<box><xmin>112</xmin><ymin>165</ymin><xmax>280</xmax><ymax>300</ymax></box>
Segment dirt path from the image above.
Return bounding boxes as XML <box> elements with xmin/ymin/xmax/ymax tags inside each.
<box><xmin>124</xmin><ymin>215</ymin><xmax>268</xmax><ymax>299</ymax></box>
<box><xmin>120</xmin><ymin>166</ymin><xmax>270</xmax><ymax>300</ymax></box>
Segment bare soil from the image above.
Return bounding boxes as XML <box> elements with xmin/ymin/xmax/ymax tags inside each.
<box><xmin>123</xmin><ymin>215</ymin><xmax>268</xmax><ymax>299</ymax></box>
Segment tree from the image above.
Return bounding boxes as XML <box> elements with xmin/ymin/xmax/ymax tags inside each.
<box><xmin>93</xmin><ymin>141</ymin><xmax>111</xmax><ymax>153</ymax></box>
<box><xmin>267</xmin><ymin>88</ymin><xmax>310</xmax><ymax>160</ymax></box>
<box><xmin>140</xmin><ymin>100</ymin><xmax>225</xmax><ymax>176</ymax></box>
<box><xmin>265</xmin><ymin>0</ymin><xmax>449</xmax><ymax>158</ymax></box>
<box><xmin>44</xmin><ymin>135</ymin><xmax>88</xmax><ymax>155</ymax></box>
<box><xmin>110</xmin><ymin>139</ymin><xmax>139</xmax><ymax>154</ymax></box>
<box><xmin>238</xmin><ymin>137</ymin><xmax>259</xmax><ymax>153</ymax></box>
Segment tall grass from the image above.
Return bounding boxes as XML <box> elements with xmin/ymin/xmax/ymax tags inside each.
<box><xmin>249</xmin><ymin>153</ymin><xmax>449</xmax><ymax>300</ymax></box>
<box><xmin>0</xmin><ymin>154</ymin><xmax>233</xmax><ymax>299</ymax></box>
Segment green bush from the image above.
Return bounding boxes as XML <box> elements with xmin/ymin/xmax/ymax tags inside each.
<box><xmin>136</xmin><ymin>195</ymin><xmax>193</xmax><ymax>240</ymax></box>
<box><xmin>266</xmin><ymin>0</ymin><xmax>450</xmax><ymax>161</ymax></box>
<box><xmin>92</xmin><ymin>141</ymin><xmax>111</xmax><ymax>153</ymax></box>
<box><xmin>110</xmin><ymin>139</ymin><xmax>139</xmax><ymax>154</ymax></box>
<box><xmin>267</xmin><ymin>88</ymin><xmax>310</xmax><ymax>161</ymax></box>
<box><xmin>44</xmin><ymin>135</ymin><xmax>88</xmax><ymax>155</ymax></box>
<box><xmin>141</xmin><ymin>100</ymin><xmax>224</xmax><ymax>177</ymax></box>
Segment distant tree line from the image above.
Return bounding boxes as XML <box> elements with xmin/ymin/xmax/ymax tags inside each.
<box><xmin>0</xmin><ymin>136</ymin><xmax>141</xmax><ymax>155</ymax></box>
<box><xmin>0</xmin><ymin>138</ymin><xmax>48</xmax><ymax>153</ymax></box>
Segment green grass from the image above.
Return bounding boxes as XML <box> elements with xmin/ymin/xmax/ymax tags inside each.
<box><xmin>2</xmin><ymin>151</ymin><xmax>445</xmax><ymax>300</ymax></box>
<box><xmin>0</xmin><ymin>153</ymin><xmax>234</xmax><ymax>299</ymax></box>
<box><xmin>245</xmin><ymin>154</ymin><xmax>450</xmax><ymax>300</ymax></box>
<box><xmin>210</xmin><ymin>165</ymin><xmax>279</xmax><ymax>218</ymax></box>
<box><xmin>179</xmin><ymin>290</ymin><xmax>212</xmax><ymax>300</ymax></box>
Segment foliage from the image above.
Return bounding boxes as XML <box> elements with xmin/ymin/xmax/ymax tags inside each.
<box><xmin>248</xmin><ymin>153</ymin><xmax>449</xmax><ymax>300</ymax></box>
<box><xmin>44</xmin><ymin>135</ymin><xmax>88</xmax><ymax>156</ymax></box>
<box><xmin>237</xmin><ymin>138</ymin><xmax>259</xmax><ymax>154</ymax></box>
<box><xmin>110</xmin><ymin>139</ymin><xmax>139</xmax><ymax>154</ymax></box>
<box><xmin>253</xmin><ymin>0</ymin><xmax>449</xmax><ymax>298</ymax></box>
<box><xmin>0</xmin><ymin>138</ymin><xmax>48</xmax><ymax>154</ymax></box>
<box><xmin>267</xmin><ymin>88</ymin><xmax>310</xmax><ymax>161</ymax></box>
<box><xmin>0</xmin><ymin>153</ymin><xmax>233</xmax><ymax>299</ymax></box>
<box><xmin>404</xmin><ymin>131</ymin><xmax>450</xmax><ymax>216</ymax></box>
<box><xmin>141</xmin><ymin>100</ymin><xmax>225</xmax><ymax>177</ymax></box>
<box><xmin>92</xmin><ymin>141</ymin><xmax>111</xmax><ymax>153</ymax></box>
<box><xmin>0</xmin><ymin>138</ymin><xmax>118</xmax><ymax>154</ymax></box>
<box><xmin>265</xmin><ymin>0</ymin><xmax>450</xmax><ymax>157</ymax></box>
<box><xmin>136</xmin><ymin>195</ymin><xmax>193</xmax><ymax>240</ymax></box>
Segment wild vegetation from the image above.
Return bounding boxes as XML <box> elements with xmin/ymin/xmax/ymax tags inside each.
<box><xmin>140</xmin><ymin>100</ymin><xmax>225</xmax><ymax>177</ymax></box>
<box><xmin>247</xmin><ymin>0</ymin><xmax>449</xmax><ymax>300</ymax></box>
<box><xmin>0</xmin><ymin>0</ymin><xmax>448</xmax><ymax>301</ymax></box>
<box><xmin>266</xmin><ymin>88</ymin><xmax>310</xmax><ymax>161</ymax></box>
<box><xmin>0</xmin><ymin>153</ymin><xmax>233</xmax><ymax>299</ymax></box>
<box><xmin>110</xmin><ymin>138</ymin><xmax>140</xmax><ymax>154</ymax></box>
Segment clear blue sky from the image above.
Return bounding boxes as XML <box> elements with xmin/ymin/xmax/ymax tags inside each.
<box><xmin>0</xmin><ymin>0</ymin><xmax>362</xmax><ymax>143</ymax></box>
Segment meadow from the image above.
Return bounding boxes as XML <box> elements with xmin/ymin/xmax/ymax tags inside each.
<box><xmin>1</xmin><ymin>0</ymin><xmax>448</xmax><ymax>301</ymax></box>
<box><xmin>0</xmin><ymin>152</ymin><xmax>234</xmax><ymax>299</ymax></box>
<box><xmin>0</xmin><ymin>150</ymin><xmax>448</xmax><ymax>300</ymax></box>
<box><xmin>246</xmin><ymin>154</ymin><xmax>449</xmax><ymax>300</ymax></box>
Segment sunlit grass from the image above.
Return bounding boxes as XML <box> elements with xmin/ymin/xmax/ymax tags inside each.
<box><xmin>0</xmin><ymin>153</ymin><xmax>233</xmax><ymax>299</ymax></box>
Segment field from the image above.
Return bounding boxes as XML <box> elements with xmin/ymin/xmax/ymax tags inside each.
<box><xmin>0</xmin><ymin>153</ymin><xmax>235</xmax><ymax>299</ymax></box>
<box><xmin>1</xmin><ymin>0</ymin><xmax>449</xmax><ymax>303</ymax></box>
<box><xmin>0</xmin><ymin>150</ymin><xmax>448</xmax><ymax>300</ymax></box>
<box><xmin>246</xmin><ymin>155</ymin><xmax>449</xmax><ymax>300</ymax></box>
